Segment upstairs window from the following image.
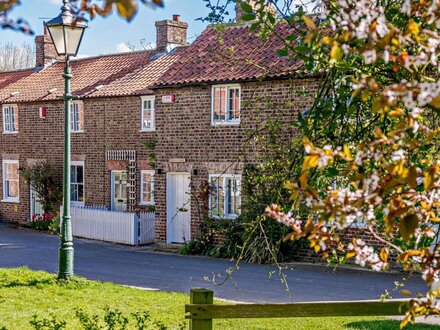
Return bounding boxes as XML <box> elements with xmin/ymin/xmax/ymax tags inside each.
<box><xmin>209</xmin><ymin>174</ymin><xmax>241</xmax><ymax>219</ymax></box>
<box><xmin>2</xmin><ymin>160</ymin><xmax>19</xmax><ymax>202</ymax></box>
<box><xmin>211</xmin><ymin>85</ymin><xmax>240</xmax><ymax>125</ymax></box>
<box><xmin>3</xmin><ymin>105</ymin><xmax>18</xmax><ymax>133</ymax></box>
<box><xmin>140</xmin><ymin>170</ymin><xmax>155</xmax><ymax>205</ymax></box>
<box><xmin>71</xmin><ymin>161</ymin><xmax>84</xmax><ymax>205</ymax></box>
<box><xmin>141</xmin><ymin>96</ymin><xmax>155</xmax><ymax>131</ymax></box>
<box><xmin>70</xmin><ymin>102</ymin><xmax>84</xmax><ymax>132</ymax></box>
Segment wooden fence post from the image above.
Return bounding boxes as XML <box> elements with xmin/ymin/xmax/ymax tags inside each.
<box><xmin>190</xmin><ymin>288</ymin><xmax>214</xmax><ymax>330</ymax></box>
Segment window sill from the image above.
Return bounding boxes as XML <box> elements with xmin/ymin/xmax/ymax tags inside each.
<box><xmin>140</xmin><ymin>202</ymin><xmax>155</xmax><ymax>206</ymax></box>
<box><xmin>3</xmin><ymin>131</ymin><xmax>18</xmax><ymax>135</ymax></box>
<box><xmin>211</xmin><ymin>214</ymin><xmax>239</xmax><ymax>220</ymax></box>
<box><xmin>140</xmin><ymin>129</ymin><xmax>155</xmax><ymax>133</ymax></box>
<box><xmin>72</xmin><ymin>131</ymin><xmax>84</xmax><ymax>134</ymax></box>
<box><xmin>1</xmin><ymin>199</ymin><xmax>20</xmax><ymax>204</ymax></box>
<box><xmin>71</xmin><ymin>202</ymin><xmax>85</xmax><ymax>207</ymax></box>
<box><xmin>211</xmin><ymin>121</ymin><xmax>240</xmax><ymax>127</ymax></box>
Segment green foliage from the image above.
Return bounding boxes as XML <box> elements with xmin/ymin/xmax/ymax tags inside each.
<box><xmin>23</xmin><ymin>161</ymin><xmax>62</xmax><ymax>214</ymax></box>
<box><xmin>30</xmin><ymin>314</ymin><xmax>66</xmax><ymax>330</ymax></box>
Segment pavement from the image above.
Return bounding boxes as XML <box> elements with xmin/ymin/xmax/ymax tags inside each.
<box><xmin>0</xmin><ymin>222</ymin><xmax>429</xmax><ymax>303</ymax></box>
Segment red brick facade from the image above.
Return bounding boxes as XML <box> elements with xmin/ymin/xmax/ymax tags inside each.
<box><xmin>152</xmin><ymin>78</ymin><xmax>319</xmax><ymax>242</ymax></box>
<box><xmin>0</xmin><ymin>96</ymin><xmax>156</xmax><ymax>223</ymax></box>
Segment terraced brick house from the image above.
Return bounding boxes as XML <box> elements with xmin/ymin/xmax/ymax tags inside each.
<box><xmin>0</xmin><ymin>9</ymin><xmax>319</xmax><ymax>245</ymax></box>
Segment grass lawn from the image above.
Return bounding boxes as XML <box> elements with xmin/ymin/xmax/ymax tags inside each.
<box><xmin>0</xmin><ymin>267</ymin><xmax>438</xmax><ymax>329</ymax></box>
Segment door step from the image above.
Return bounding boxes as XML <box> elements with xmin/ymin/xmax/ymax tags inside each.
<box><xmin>154</xmin><ymin>243</ymin><xmax>183</xmax><ymax>253</ymax></box>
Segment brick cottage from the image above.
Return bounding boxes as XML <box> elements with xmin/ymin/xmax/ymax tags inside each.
<box><xmin>0</xmin><ymin>10</ymin><xmax>321</xmax><ymax>245</ymax></box>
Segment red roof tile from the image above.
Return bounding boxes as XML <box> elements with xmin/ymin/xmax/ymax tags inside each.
<box><xmin>155</xmin><ymin>23</ymin><xmax>303</xmax><ymax>86</ymax></box>
<box><xmin>0</xmin><ymin>49</ymin><xmax>180</xmax><ymax>103</ymax></box>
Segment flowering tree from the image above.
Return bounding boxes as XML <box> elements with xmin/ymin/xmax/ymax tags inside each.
<box><xmin>225</xmin><ymin>0</ymin><xmax>440</xmax><ymax>326</ymax></box>
<box><xmin>0</xmin><ymin>0</ymin><xmax>164</xmax><ymax>35</ymax></box>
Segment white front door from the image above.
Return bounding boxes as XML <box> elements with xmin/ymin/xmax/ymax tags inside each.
<box><xmin>166</xmin><ymin>172</ymin><xmax>191</xmax><ymax>243</ymax></box>
<box><xmin>111</xmin><ymin>171</ymin><xmax>127</xmax><ymax>212</ymax></box>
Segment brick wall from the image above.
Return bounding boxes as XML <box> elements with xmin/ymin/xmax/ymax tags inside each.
<box><xmin>153</xmin><ymin>78</ymin><xmax>320</xmax><ymax>243</ymax></box>
<box><xmin>0</xmin><ymin>95</ymin><xmax>156</xmax><ymax>223</ymax></box>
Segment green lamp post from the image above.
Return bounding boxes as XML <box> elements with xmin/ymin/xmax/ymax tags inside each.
<box><xmin>46</xmin><ymin>0</ymin><xmax>87</xmax><ymax>279</ymax></box>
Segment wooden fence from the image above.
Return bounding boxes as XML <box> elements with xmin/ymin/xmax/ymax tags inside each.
<box><xmin>186</xmin><ymin>288</ymin><xmax>409</xmax><ymax>330</ymax></box>
<box><xmin>61</xmin><ymin>206</ymin><xmax>155</xmax><ymax>245</ymax></box>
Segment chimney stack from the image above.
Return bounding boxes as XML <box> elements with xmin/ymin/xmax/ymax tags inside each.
<box><xmin>155</xmin><ymin>15</ymin><xmax>188</xmax><ymax>52</ymax></box>
<box><xmin>35</xmin><ymin>25</ymin><xmax>64</xmax><ymax>67</ymax></box>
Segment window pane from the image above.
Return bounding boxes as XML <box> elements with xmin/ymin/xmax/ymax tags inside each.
<box><xmin>213</xmin><ymin>87</ymin><xmax>226</xmax><ymax>123</ymax></box>
<box><xmin>78</xmin><ymin>105</ymin><xmax>84</xmax><ymax>131</ymax></box>
<box><xmin>6</xmin><ymin>163</ymin><xmax>18</xmax><ymax>180</ymax></box>
<box><xmin>228</xmin><ymin>88</ymin><xmax>240</xmax><ymax>121</ymax></box>
<box><xmin>76</xmin><ymin>166</ymin><xmax>84</xmax><ymax>183</ymax></box>
<box><xmin>3</xmin><ymin>108</ymin><xmax>10</xmax><ymax>131</ymax></box>
<box><xmin>7</xmin><ymin>180</ymin><xmax>18</xmax><ymax>198</ymax></box>
<box><xmin>70</xmin><ymin>165</ymin><xmax>77</xmax><ymax>183</ymax></box>
<box><xmin>11</xmin><ymin>107</ymin><xmax>18</xmax><ymax>131</ymax></box>
<box><xmin>78</xmin><ymin>184</ymin><xmax>84</xmax><ymax>202</ymax></box>
<box><xmin>143</xmin><ymin>109</ymin><xmax>152</xmax><ymax>129</ymax></box>
<box><xmin>71</xmin><ymin>184</ymin><xmax>78</xmax><ymax>201</ymax></box>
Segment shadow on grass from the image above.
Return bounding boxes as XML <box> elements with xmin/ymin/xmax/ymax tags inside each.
<box><xmin>1</xmin><ymin>278</ymin><xmax>54</xmax><ymax>288</ymax></box>
<box><xmin>346</xmin><ymin>320</ymin><xmax>440</xmax><ymax>330</ymax></box>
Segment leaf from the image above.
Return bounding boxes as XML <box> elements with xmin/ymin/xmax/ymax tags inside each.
<box><xmin>380</xmin><ymin>247</ymin><xmax>388</xmax><ymax>263</ymax></box>
<box><xmin>302</xmin><ymin>15</ymin><xmax>316</xmax><ymax>30</ymax></box>
<box><xmin>400</xmin><ymin>214</ymin><xmax>419</xmax><ymax>242</ymax></box>
<box><xmin>343</xmin><ymin>145</ymin><xmax>353</xmax><ymax>161</ymax></box>
<box><xmin>430</xmin><ymin>95</ymin><xmax>440</xmax><ymax>109</ymax></box>
<box><xmin>299</xmin><ymin>172</ymin><xmax>308</xmax><ymax>188</ymax></box>
<box><xmin>424</xmin><ymin>171</ymin><xmax>434</xmax><ymax>191</ymax></box>
<box><xmin>330</xmin><ymin>44</ymin><xmax>343</xmax><ymax>61</ymax></box>
<box><xmin>346</xmin><ymin>251</ymin><xmax>356</xmax><ymax>259</ymax></box>
<box><xmin>303</xmin><ymin>155</ymin><xmax>319</xmax><ymax>171</ymax></box>
<box><xmin>277</xmin><ymin>48</ymin><xmax>288</xmax><ymax>57</ymax></box>
<box><xmin>240</xmin><ymin>13</ymin><xmax>256</xmax><ymax>21</ymax></box>
<box><xmin>240</xmin><ymin>1</ymin><xmax>253</xmax><ymax>13</ymax></box>
<box><xmin>106</xmin><ymin>0</ymin><xmax>138</xmax><ymax>21</ymax></box>
<box><xmin>408</xmin><ymin>166</ymin><xmax>418</xmax><ymax>188</ymax></box>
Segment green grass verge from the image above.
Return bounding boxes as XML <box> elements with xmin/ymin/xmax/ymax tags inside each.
<box><xmin>0</xmin><ymin>267</ymin><xmax>438</xmax><ymax>329</ymax></box>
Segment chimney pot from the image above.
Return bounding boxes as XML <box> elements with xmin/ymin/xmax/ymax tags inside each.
<box><xmin>173</xmin><ymin>14</ymin><xmax>180</xmax><ymax>22</ymax></box>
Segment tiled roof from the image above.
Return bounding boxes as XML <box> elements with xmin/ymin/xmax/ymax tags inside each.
<box><xmin>155</xmin><ymin>23</ymin><xmax>304</xmax><ymax>86</ymax></box>
<box><xmin>0</xmin><ymin>49</ymin><xmax>180</xmax><ymax>103</ymax></box>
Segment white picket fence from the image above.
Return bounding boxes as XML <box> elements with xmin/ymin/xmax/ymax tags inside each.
<box><xmin>61</xmin><ymin>206</ymin><xmax>155</xmax><ymax>245</ymax></box>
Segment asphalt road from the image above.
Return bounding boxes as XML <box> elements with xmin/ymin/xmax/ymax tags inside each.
<box><xmin>0</xmin><ymin>222</ymin><xmax>428</xmax><ymax>303</ymax></box>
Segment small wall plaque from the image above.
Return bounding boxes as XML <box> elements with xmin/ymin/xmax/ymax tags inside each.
<box><xmin>162</xmin><ymin>94</ymin><xmax>175</xmax><ymax>104</ymax></box>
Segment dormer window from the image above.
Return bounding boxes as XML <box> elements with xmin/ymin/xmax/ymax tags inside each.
<box><xmin>211</xmin><ymin>84</ymin><xmax>240</xmax><ymax>125</ymax></box>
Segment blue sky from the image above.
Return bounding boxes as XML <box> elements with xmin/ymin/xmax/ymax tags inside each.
<box><xmin>0</xmin><ymin>0</ymin><xmax>232</xmax><ymax>56</ymax></box>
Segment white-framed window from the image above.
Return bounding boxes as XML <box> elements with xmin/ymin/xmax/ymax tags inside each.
<box><xmin>71</xmin><ymin>161</ymin><xmax>84</xmax><ymax>205</ymax></box>
<box><xmin>70</xmin><ymin>102</ymin><xmax>84</xmax><ymax>132</ymax></box>
<box><xmin>211</xmin><ymin>84</ymin><xmax>241</xmax><ymax>125</ymax></box>
<box><xmin>140</xmin><ymin>170</ymin><xmax>155</xmax><ymax>205</ymax></box>
<box><xmin>209</xmin><ymin>174</ymin><xmax>241</xmax><ymax>219</ymax></box>
<box><xmin>2</xmin><ymin>160</ymin><xmax>19</xmax><ymax>203</ymax></box>
<box><xmin>3</xmin><ymin>105</ymin><xmax>18</xmax><ymax>133</ymax></box>
<box><xmin>141</xmin><ymin>96</ymin><xmax>155</xmax><ymax>131</ymax></box>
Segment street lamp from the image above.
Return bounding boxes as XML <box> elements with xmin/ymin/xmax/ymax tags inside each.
<box><xmin>46</xmin><ymin>0</ymin><xmax>87</xmax><ymax>279</ymax></box>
